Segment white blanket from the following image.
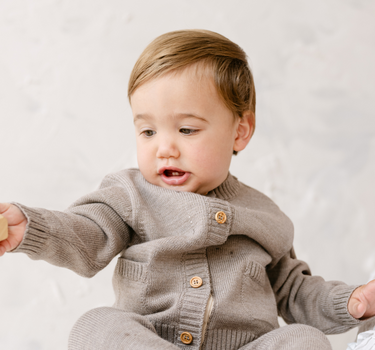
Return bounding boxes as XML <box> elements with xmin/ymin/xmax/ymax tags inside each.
<box><xmin>347</xmin><ymin>328</ymin><xmax>375</xmax><ymax>350</ymax></box>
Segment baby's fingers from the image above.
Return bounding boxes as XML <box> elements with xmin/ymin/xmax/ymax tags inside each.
<box><xmin>0</xmin><ymin>203</ymin><xmax>26</xmax><ymax>226</ymax></box>
<box><xmin>0</xmin><ymin>238</ymin><xmax>12</xmax><ymax>257</ymax></box>
<box><xmin>0</xmin><ymin>221</ymin><xmax>27</xmax><ymax>256</ymax></box>
<box><xmin>0</xmin><ymin>202</ymin><xmax>11</xmax><ymax>215</ymax></box>
<box><xmin>348</xmin><ymin>298</ymin><xmax>366</xmax><ymax>319</ymax></box>
<box><xmin>0</xmin><ymin>203</ymin><xmax>27</xmax><ymax>256</ymax></box>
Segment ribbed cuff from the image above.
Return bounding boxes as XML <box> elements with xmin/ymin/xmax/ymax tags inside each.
<box><xmin>332</xmin><ymin>284</ymin><xmax>362</xmax><ymax>326</ymax></box>
<box><xmin>10</xmin><ymin>203</ymin><xmax>48</xmax><ymax>258</ymax></box>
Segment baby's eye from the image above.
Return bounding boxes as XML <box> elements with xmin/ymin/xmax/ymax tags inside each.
<box><xmin>142</xmin><ymin>130</ymin><xmax>155</xmax><ymax>137</ymax></box>
<box><xmin>179</xmin><ymin>128</ymin><xmax>197</xmax><ymax>135</ymax></box>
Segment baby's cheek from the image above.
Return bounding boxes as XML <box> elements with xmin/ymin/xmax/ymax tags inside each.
<box><xmin>197</xmin><ymin>154</ymin><xmax>228</xmax><ymax>183</ymax></box>
<box><xmin>137</xmin><ymin>157</ymin><xmax>154</xmax><ymax>183</ymax></box>
<box><xmin>192</xmin><ymin>151</ymin><xmax>215</xmax><ymax>170</ymax></box>
<box><xmin>202</xmin><ymin>144</ymin><xmax>231</xmax><ymax>168</ymax></box>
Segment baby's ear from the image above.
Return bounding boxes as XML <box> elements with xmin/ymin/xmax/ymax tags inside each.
<box><xmin>233</xmin><ymin>111</ymin><xmax>254</xmax><ymax>153</ymax></box>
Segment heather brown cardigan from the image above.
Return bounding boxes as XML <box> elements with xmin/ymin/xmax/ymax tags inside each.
<box><xmin>13</xmin><ymin>169</ymin><xmax>361</xmax><ymax>349</ymax></box>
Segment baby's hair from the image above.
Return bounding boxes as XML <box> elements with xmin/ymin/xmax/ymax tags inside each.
<box><xmin>128</xmin><ymin>29</ymin><xmax>256</xmax><ymax>153</ymax></box>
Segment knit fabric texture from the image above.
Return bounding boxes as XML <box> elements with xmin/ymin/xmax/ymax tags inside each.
<box><xmin>12</xmin><ymin>169</ymin><xmax>363</xmax><ymax>349</ymax></box>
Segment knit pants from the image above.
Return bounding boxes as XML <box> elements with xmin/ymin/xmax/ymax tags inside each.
<box><xmin>68</xmin><ymin>307</ymin><xmax>332</xmax><ymax>350</ymax></box>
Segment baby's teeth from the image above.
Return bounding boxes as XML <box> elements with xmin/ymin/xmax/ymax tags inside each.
<box><xmin>172</xmin><ymin>172</ymin><xmax>179</xmax><ymax>176</ymax></box>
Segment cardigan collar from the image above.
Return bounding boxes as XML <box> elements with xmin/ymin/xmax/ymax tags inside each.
<box><xmin>206</xmin><ymin>172</ymin><xmax>241</xmax><ymax>201</ymax></box>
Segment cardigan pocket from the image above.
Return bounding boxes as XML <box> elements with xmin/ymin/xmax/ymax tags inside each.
<box><xmin>112</xmin><ymin>257</ymin><xmax>148</xmax><ymax>314</ymax></box>
<box><xmin>241</xmin><ymin>260</ymin><xmax>278</xmax><ymax>328</ymax></box>
<box><xmin>244</xmin><ymin>260</ymin><xmax>265</xmax><ymax>286</ymax></box>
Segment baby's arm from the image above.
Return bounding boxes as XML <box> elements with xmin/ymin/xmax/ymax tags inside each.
<box><xmin>268</xmin><ymin>249</ymin><xmax>363</xmax><ymax>334</ymax></box>
<box><xmin>348</xmin><ymin>280</ymin><xmax>375</xmax><ymax>319</ymax></box>
<box><xmin>0</xmin><ymin>203</ymin><xmax>27</xmax><ymax>256</ymax></box>
<box><xmin>0</xmin><ymin>173</ymin><xmax>133</xmax><ymax>276</ymax></box>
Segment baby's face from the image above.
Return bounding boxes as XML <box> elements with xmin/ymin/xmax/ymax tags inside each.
<box><xmin>131</xmin><ymin>66</ymin><xmax>241</xmax><ymax>195</ymax></box>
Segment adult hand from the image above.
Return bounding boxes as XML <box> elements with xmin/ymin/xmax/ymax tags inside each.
<box><xmin>0</xmin><ymin>203</ymin><xmax>27</xmax><ymax>257</ymax></box>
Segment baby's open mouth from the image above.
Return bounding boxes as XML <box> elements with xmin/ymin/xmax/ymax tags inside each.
<box><xmin>160</xmin><ymin>169</ymin><xmax>190</xmax><ymax>185</ymax></box>
<box><xmin>164</xmin><ymin>170</ymin><xmax>186</xmax><ymax>177</ymax></box>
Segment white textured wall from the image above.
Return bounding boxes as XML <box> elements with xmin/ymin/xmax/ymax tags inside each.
<box><xmin>1</xmin><ymin>1</ymin><xmax>375</xmax><ymax>349</ymax></box>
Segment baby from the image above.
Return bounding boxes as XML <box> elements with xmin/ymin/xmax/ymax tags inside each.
<box><xmin>1</xmin><ymin>29</ymin><xmax>375</xmax><ymax>350</ymax></box>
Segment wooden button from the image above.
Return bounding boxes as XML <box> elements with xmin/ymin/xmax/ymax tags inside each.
<box><xmin>215</xmin><ymin>211</ymin><xmax>226</xmax><ymax>224</ymax></box>
<box><xmin>190</xmin><ymin>276</ymin><xmax>203</xmax><ymax>288</ymax></box>
<box><xmin>0</xmin><ymin>215</ymin><xmax>8</xmax><ymax>242</ymax></box>
<box><xmin>180</xmin><ymin>331</ymin><xmax>193</xmax><ymax>344</ymax></box>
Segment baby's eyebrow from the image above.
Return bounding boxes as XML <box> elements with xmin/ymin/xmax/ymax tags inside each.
<box><xmin>134</xmin><ymin>113</ymin><xmax>209</xmax><ymax>123</ymax></box>
<box><xmin>133</xmin><ymin>114</ymin><xmax>151</xmax><ymax>123</ymax></box>
<box><xmin>172</xmin><ymin>113</ymin><xmax>209</xmax><ymax>123</ymax></box>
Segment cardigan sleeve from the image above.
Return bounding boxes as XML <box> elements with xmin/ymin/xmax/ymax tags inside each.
<box><xmin>267</xmin><ymin>248</ymin><xmax>364</xmax><ymax>334</ymax></box>
<box><xmin>11</xmin><ymin>174</ymin><xmax>133</xmax><ymax>278</ymax></box>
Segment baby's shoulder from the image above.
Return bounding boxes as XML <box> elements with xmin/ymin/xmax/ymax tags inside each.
<box><xmin>100</xmin><ymin>168</ymin><xmax>142</xmax><ymax>186</ymax></box>
<box><xmin>235</xmin><ymin>179</ymin><xmax>281</xmax><ymax>211</ymax></box>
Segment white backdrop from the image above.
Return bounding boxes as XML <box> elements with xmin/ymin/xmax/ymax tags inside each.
<box><xmin>1</xmin><ymin>1</ymin><xmax>375</xmax><ymax>349</ymax></box>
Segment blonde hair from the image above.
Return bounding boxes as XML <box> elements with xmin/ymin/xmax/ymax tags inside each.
<box><xmin>128</xmin><ymin>29</ymin><xmax>256</xmax><ymax>152</ymax></box>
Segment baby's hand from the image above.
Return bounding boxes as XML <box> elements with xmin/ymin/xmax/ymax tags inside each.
<box><xmin>348</xmin><ymin>280</ymin><xmax>375</xmax><ymax>319</ymax></box>
<box><xmin>0</xmin><ymin>203</ymin><xmax>27</xmax><ymax>257</ymax></box>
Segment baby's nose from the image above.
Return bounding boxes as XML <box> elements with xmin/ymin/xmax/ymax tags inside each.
<box><xmin>156</xmin><ymin>138</ymin><xmax>180</xmax><ymax>159</ymax></box>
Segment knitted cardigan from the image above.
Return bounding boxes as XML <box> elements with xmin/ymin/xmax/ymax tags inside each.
<box><xmin>13</xmin><ymin>169</ymin><xmax>361</xmax><ymax>349</ymax></box>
